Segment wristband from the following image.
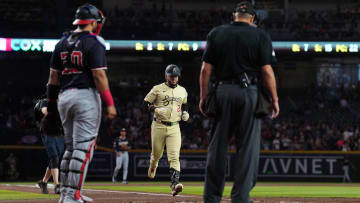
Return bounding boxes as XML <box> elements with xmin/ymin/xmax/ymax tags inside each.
<box><xmin>100</xmin><ymin>89</ymin><xmax>114</xmax><ymax>107</ymax></box>
<box><xmin>47</xmin><ymin>84</ymin><xmax>60</xmax><ymax>102</ymax></box>
<box><xmin>46</xmin><ymin>84</ymin><xmax>60</xmax><ymax>113</ymax></box>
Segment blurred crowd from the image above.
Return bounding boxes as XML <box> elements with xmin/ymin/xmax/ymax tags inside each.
<box><xmin>267</xmin><ymin>7</ymin><xmax>360</xmax><ymax>41</ymax></box>
<box><xmin>2</xmin><ymin>80</ymin><xmax>360</xmax><ymax>151</ymax></box>
<box><xmin>1</xmin><ymin>0</ymin><xmax>360</xmax><ymax>41</ymax></box>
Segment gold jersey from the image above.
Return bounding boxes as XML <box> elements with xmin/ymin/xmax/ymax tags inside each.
<box><xmin>144</xmin><ymin>83</ymin><xmax>188</xmax><ymax>122</ymax></box>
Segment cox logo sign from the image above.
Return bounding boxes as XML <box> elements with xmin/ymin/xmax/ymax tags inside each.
<box><xmin>11</xmin><ymin>39</ymin><xmax>42</xmax><ymax>51</ymax></box>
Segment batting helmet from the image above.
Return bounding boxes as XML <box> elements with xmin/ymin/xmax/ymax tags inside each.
<box><xmin>73</xmin><ymin>4</ymin><xmax>106</xmax><ymax>35</ymax></box>
<box><xmin>165</xmin><ymin>64</ymin><xmax>181</xmax><ymax>77</ymax></box>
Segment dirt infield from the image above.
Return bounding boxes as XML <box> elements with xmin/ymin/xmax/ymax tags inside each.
<box><xmin>0</xmin><ymin>184</ymin><xmax>359</xmax><ymax>203</ymax></box>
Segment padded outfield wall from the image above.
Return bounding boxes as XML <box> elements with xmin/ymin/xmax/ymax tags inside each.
<box><xmin>1</xmin><ymin>146</ymin><xmax>359</xmax><ymax>182</ymax></box>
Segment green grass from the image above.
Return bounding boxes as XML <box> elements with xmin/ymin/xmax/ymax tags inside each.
<box><xmin>250</xmin><ymin>186</ymin><xmax>360</xmax><ymax>198</ymax></box>
<box><xmin>85</xmin><ymin>183</ymin><xmax>360</xmax><ymax>198</ymax></box>
<box><xmin>1</xmin><ymin>182</ymin><xmax>360</xmax><ymax>200</ymax></box>
<box><xmin>0</xmin><ymin>189</ymin><xmax>58</xmax><ymax>200</ymax></box>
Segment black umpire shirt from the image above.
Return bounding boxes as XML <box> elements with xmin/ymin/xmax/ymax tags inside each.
<box><xmin>202</xmin><ymin>21</ymin><xmax>275</xmax><ymax>80</ymax></box>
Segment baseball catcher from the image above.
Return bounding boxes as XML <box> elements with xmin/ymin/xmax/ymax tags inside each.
<box><xmin>44</xmin><ymin>3</ymin><xmax>116</xmax><ymax>203</ymax></box>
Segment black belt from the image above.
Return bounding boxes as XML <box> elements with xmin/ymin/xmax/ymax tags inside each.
<box><xmin>218</xmin><ymin>77</ymin><xmax>258</xmax><ymax>87</ymax></box>
<box><xmin>153</xmin><ymin>118</ymin><xmax>178</xmax><ymax>126</ymax></box>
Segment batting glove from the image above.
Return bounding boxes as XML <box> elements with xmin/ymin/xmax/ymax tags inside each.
<box><xmin>182</xmin><ymin>111</ymin><xmax>189</xmax><ymax>121</ymax></box>
<box><xmin>155</xmin><ymin>107</ymin><xmax>167</xmax><ymax>116</ymax></box>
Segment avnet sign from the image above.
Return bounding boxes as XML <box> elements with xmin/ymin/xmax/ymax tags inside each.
<box><xmin>259</xmin><ymin>155</ymin><xmax>344</xmax><ymax>178</ymax></box>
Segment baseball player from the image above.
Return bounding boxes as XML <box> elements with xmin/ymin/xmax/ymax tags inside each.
<box><xmin>34</xmin><ymin>98</ymin><xmax>64</xmax><ymax>194</ymax></box>
<box><xmin>144</xmin><ymin>64</ymin><xmax>189</xmax><ymax>196</ymax></box>
<box><xmin>112</xmin><ymin>128</ymin><xmax>129</xmax><ymax>184</ymax></box>
<box><xmin>42</xmin><ymin>4</ymin><xmax>116</xmax><ymax>203</ymax></box>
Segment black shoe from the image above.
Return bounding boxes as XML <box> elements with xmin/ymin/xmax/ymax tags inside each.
<box><xmin>37</xmin><ymin>180</ymin><xmax>48</xmax><ymax>194</ymax></box>
<box><xmin>54</xmin><ymin>184</ymin><xmax>60</xmax><ymax>194</ymax></box>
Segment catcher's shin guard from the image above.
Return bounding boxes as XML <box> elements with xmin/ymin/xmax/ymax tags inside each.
<box><xmin>60</xmin><ymin>147</ymin><xmax>73</xmax><ymax>197</ymax></box>
<box><xmin>170</xmin><ymin>168</ymin><xmax>183</xmax><ymax>196</ymax></box>
<box><xmin>67</xmin><ymin>139</ymin><xmax>96</xmax><ymax>201</ymax></box>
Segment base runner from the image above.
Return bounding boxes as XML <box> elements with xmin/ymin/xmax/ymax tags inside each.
<box><xmin>144</xmin><ymin>64</ymin><xmax>189</xmax><ymax>196</ymax></box>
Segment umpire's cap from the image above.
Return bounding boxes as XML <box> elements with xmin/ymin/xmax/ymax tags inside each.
<box><xmin>165</xmin><ymin>64</ymin><xmax>181</xmax><ymax>77</ymax></box>
<box><xmin>234</xmin><ymin>1</ymin><xmax>256</xmax><ymax>16</ymax></box>
<box><xmin>73</xmin><ymin>4</ymin><xmax>105</xmax><ymax>26</ymax></box>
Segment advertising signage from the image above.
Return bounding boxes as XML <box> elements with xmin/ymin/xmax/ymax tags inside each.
<box><xmin>1</xmin><ymin>37</ymin><xmax>359</xmax><ymax>55</ymax></box>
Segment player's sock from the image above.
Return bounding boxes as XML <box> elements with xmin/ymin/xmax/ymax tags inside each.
<box><xmin>67</xmin><ymin>139</ymin><xmax>96</xmax><ymax>201</ymax></box>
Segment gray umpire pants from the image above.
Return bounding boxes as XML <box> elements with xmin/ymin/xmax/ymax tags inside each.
<box><xmin>203</xmin><ymin>84</ymin><xmax>261</xmax><ymax>203</ymax></box>
<box><xmin>58</xmin><ymin>88</ymin><xmax>101</xmax><ymax>200</ymax></box>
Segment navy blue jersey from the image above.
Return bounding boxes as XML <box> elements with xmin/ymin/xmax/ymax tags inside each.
<box><xmin>113</xmin><ymin>136</ymin><xmax>129</xmax><ymax>152</ymax></box>
<box><xmin>50</xmin><ymin>31</ymin><xmax>107</xmax><ymax>90</ymax></box>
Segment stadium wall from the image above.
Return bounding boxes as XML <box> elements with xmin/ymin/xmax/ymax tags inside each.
<box><xmin>1</xmin><ymin>146</ymin><xmax>359</xmax><ymax>182</ymax></box>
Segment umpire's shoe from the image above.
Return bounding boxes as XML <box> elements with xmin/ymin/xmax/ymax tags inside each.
<box><xmin>169</xmin><ymin>168</ymin><xmax>183</xmax><ymax>196</ymax></box>
<box><xmin>37</xmin><ymin>180</ymin><xmax>49</xmax><ymax>194</ymax></box>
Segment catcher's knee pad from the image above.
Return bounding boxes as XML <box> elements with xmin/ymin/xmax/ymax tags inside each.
<box><xmin>68</xmin><ymin>139</ymin><xmax>96</xmax><ymax>190</ymax></box>
<box><xmin>49</xmin><ymin>156</ymin><xmax>59</xmax><ymax>169</ymax></box>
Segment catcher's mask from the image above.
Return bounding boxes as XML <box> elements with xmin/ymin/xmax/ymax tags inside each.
<box><xmin>73</xmin><ymin>3</ymin><xmax>106</xmax><ymax>35</ymax></box>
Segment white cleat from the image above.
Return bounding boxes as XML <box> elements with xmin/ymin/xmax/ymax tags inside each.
<box><xmin>171</xmin><ymin>183</ymin><xmax>183</xmax><ymax>196</ymax></box>
<box><xmin>63</xmin><ymin>195</ymin><xmax>93</xmax><ymax>203</ymax></box>
<box><xmin>58</xmin><ymin>195</ymin><xmax>64</xmax><ymax>203</ymax></box>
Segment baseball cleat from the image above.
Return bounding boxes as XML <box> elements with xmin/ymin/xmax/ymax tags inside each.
<box><xmin>147</xmin><ymin>167</ymin><xmax>157</xmax><ymax>179</ymax></box>
<box><xmin>63</xmin><ymin>195</ymin><xmax>93</xmax><ymax>203</ymax></box>
<box><xmin>37</xmin><ymin>180</ymin><xmax>49</xmax><ymax>194</ymax></box>
<box><xmin>58</xmin><ymin>194</ymin><xmax>64</xmax><ymax>203</ymax></box>
<box><xmin>171</xmin><ymin>183</ymin><xmax>183</xmax><ymax>196</ymax></box>
<box><xmin>81</xmin><ymin>195</ymin><xmax>93</xmax><ymax>203</ymax></box>
<box><xmin>122</xmin><ymin>180</ymin><xmax>128</xmax><ymax>184</ymax></box>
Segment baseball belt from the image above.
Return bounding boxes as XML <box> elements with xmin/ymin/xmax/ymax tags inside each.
<box><xmin>153</xmin><ymin>118</ymin><xmax>178</xmax><ymax>126</ymax></box>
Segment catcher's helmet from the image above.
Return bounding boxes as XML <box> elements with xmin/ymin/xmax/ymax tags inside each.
<box><xmin>73</xmin><ymin>4</ymin><xmax>105</xmax><ymax>35</ymax></box>
<box><xmin>165</xmin><ymin>64</ymin><xmax>181</xmax><ymax>77</ymax></box>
